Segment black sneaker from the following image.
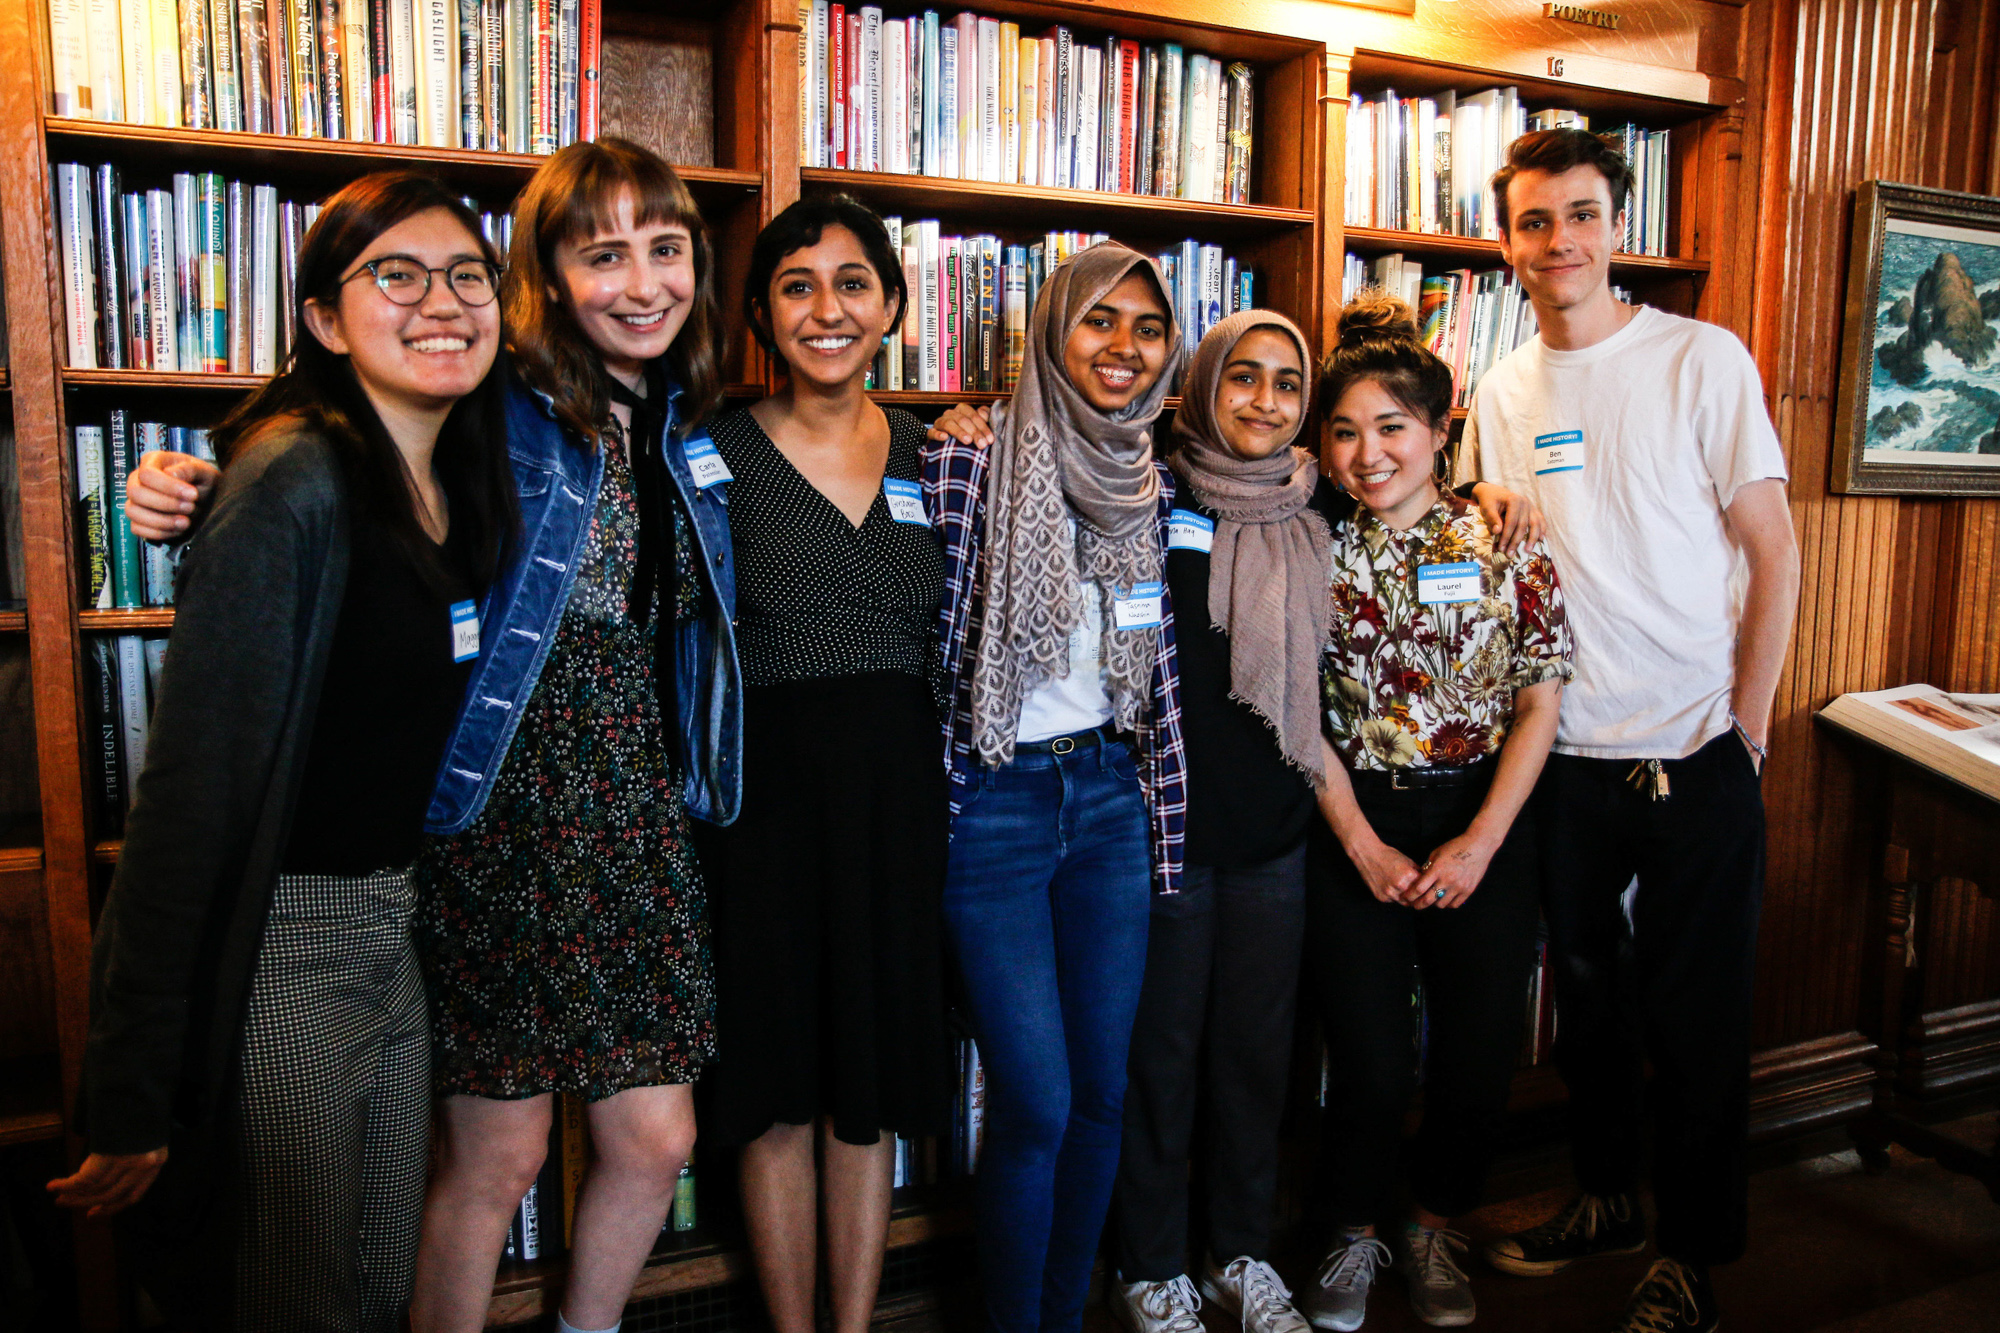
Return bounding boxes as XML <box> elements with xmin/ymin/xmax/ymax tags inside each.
<box><xmin>1611</xmin><ymin>1258</ymin><xmax>1719</xmax><ymax>1333</ymax></box>
<box><xmin>1483</xmin><ymin>1191</ymin><xmax>1647</xmax><ymax>1277</ymax></box>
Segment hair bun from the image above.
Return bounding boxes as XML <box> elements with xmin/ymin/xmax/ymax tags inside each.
<box><xmin>1337</xmin><ymin>290</ymin><xmax>1421</xmax><ymax>347</ymax></box>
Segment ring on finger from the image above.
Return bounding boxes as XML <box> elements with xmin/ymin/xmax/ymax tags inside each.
<box><xmin>1434</xmin><ymin>886</ymin><xmax>1447</xmax><ymax>901</ymax></box>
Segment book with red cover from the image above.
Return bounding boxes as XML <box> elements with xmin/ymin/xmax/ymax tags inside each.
<box><xmin>1117</xmin><ymin>40</ymin><xmax>1139</xmax><ymax>193</ymax></box>
<box><xmin>577</xmin><ymin>0</ymin><xmax>599</xmax><ymax>140</ymax></box>
<box><xmin>828</xmin><ymin>4</ymin><xmax>845</xmax><ymax>168</ymax></box>
<box><xmin>370</xmin><ymin>0</ymin><xmax>391</xmax><ymax>141</ymax></box>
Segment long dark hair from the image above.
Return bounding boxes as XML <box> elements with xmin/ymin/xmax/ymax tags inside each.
<box><xmin>504</xmin><ymin>138</ymin><xmax>723</xmax><ymax>445</ymax></box>
<box><xmin>211</xmin><ymin>171</ymin><xmax>518</xmax><ymax>587</ymax></box>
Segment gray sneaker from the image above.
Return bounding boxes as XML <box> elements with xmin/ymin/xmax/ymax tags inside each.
<box><xmin>1110</xmin><ymin>1273</ymin><xmax>1205</xmax><ymax>1333</ymax></box>
<box><xmin>1398</xmin><ymin>1226</ymin><xmax>1476</xmax><ymax>1328</ymax></box>
<box><xmin>1200</xmin><ymin>1255</ymin><xmax>1311</xmax><ymax>1333</ymax></box>
<box><xmin>1298</xmin><ymin>1233</ymin><xmax>1392</xmax><ymax>1332</ymax></box>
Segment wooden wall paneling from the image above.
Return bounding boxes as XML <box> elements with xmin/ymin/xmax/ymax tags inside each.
<box><xmin>1320</xmin><ymin>52</ymin><xmax>1350</xmax><ymax>353</ymax></box>
<box><xmin>600</xmin><ymin>22</ymin><xmax>716</xmax><ymax>167</ymax></box>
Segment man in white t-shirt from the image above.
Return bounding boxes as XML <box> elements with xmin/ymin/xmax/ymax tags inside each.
<box><xmin>1454</xmin><ymin>128</ymin><xmax>1800</xmax><ymax>1333</ymax></box>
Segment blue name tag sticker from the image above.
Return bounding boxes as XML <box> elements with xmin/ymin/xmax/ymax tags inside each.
<box><xmin>1112</xmin><ymin>580</ymin><xmax>1165</xmax><ymax>630</ymax></box>
<box><xmin>683</xmin><ymin>436</ymin><xmax>732</xmax><ymax>489</ymax></box>
<box><xmin>449</xmin><ymin>600</ymin><xmax>480</xmax><ymax>662</ymax></box>
<box><xmin>1416</xmin><ymin>562</ymin><xmax>1481</xmax><ymax>605</ymax></box>
<box><xmin>1533</xmin><ymin>429</ymin><xmax>1584</xmax><ymax>475</ymax></box>
<box><xmin>883</xmin><ymin>476</ymin><xmax>929</xmax><ymax>524</ymax></box>
<box><xmin>1166</xmin><ymin>509</ymin><xmax>1215</xmax><ymax>552</ymax></box>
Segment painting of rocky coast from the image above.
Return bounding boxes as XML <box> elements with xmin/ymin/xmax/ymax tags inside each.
<box><xmin>1865</xmin><ymin>217</ymin><xmax>2000</xmax><ymax>463</ymax></box>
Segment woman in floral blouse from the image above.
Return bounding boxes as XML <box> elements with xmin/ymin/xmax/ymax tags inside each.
<box><xmin>1302</xmin><ymin>293</ymin><xmax>1572</xmax><ymax>1333</ymax></box>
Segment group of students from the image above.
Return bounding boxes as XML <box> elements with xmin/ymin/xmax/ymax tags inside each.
<box><xmin>47</xmin><ymin>123</ymin><xmax>1798</xmax><ymax>1333</ymax></box>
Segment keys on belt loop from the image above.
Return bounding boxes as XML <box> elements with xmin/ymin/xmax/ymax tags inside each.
<box><xmin>1626</xmin><ymin>758</ymin><xmax>1671</xmax><ymax>801</ymax></box>
<box><xmin>1051</xmin><ymin>736</ymin><xmax>1076</xmax><ymax>755</ymax></box>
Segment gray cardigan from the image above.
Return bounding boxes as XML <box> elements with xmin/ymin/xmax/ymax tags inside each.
<box><xmin>82</xmin><ymin>427</ymin><xmax>350</xmax><ymax>1183</ymax></box>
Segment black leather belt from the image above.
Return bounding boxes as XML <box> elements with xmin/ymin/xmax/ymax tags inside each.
<box><xmin>1017</xmin><ymin>722</ymin><xmax>1124</xmax><ymax>756</ymax></box>
<box><xmin>1350</xmin><ymin>759</ymin><xmax>1494</xmax><ymax>792</ymax></box>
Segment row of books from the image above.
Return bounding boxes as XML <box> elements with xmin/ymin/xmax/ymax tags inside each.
<box><xmin>46</xmin><ymin>0</ymin><xmax>602</xmax><ymax>153</ymax></box>
<box><xmin>84</xmin><ymin>633</ymin><xmax>166</xmax><ymax>832</ymax></box>
<box><xmin>1343</xmin><ymin>89</ymin><xmax>1675</xmax><ymax>257</ymax></box>
<box><xmin>871</xmin><ymin>226</ymin><xmax>1251</xmax><ymax>394</ymax></box>
<box><xmin>801</xmin><ymin>6</ymin><xmax>1256</xmax><ymax>204</ymax></box>
<box><xmin>76</xmin><ymin>419</ymin><xmax>214</xmax><ymax>612</ymax></box>
<box><xmin>54</xmin><ymin>161</ymin><xmax>513</xmax><ymax>373</ymax></box>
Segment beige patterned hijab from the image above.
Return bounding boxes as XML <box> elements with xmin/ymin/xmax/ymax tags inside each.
<box><xmin>1168</xmin><ymin>310</ymin><xmax>1329</xmax><ymax>785</ymax></box>
<box><xmin>969</xmin><ymin>242</ymin><xmax>1187</xmax><ymax>766</ymax></box>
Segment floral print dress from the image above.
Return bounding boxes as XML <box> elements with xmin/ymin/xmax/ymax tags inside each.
<box><xmin>418</xmin><ymin>417</ymin><xmax>716</xmax><ymax>1100</ymax></box>
<box><xmin>1322</xmin><ymin>494</ymin><xmax>1572</xmax><ymax>772</ymax></box>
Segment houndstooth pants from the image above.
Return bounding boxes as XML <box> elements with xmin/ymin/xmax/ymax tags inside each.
<box><xmin>234</xmin><ymin>867</ymin><xmax>430</xmax><ymax>1333</ymax></box>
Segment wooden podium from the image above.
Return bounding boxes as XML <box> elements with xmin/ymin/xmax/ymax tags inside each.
<box><xmin>1818</xmin><ymin>711</ymin><xmax>2000</xmax><ymax>1198</ymax></box>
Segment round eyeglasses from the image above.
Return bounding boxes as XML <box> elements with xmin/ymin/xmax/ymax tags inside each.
<box><xmin>344</xmin><ymin>257</ymin><xmax>500</xmax><ymax>307</ymax></box>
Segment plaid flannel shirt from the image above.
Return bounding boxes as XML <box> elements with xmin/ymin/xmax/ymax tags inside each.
<box><xmin>922</xmin><ymin>432</ymin><xmax>1187</xmax><ymax>894</ymax></box>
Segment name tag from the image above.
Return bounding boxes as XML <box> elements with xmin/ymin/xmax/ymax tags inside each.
<box><xmin>683</xmin><ymin>436</ymin><xmax>732</xmax><ymax>489</ymax></box>
<box><xmin>1112</xmin><ymin>580</ymin><xmax>1165</xmax><ymax>630</ymax></box>
<box><xmin>1416</xmin><ymin>562</ymin><xmax>1481</xmax><ymax>605</ymax></box>
<box><xmin>449</xmin><ymin>600</ymin><xmax>480</xmax><ymax>662</ymax></box>
<box><xmin>883</xmin><ymin>476</ymin><xmax>929</xmax><ymax>525</ymax></box>
<box><xmin>1534</xmin><ymin>429</ymin><xmax>1584</xmax><ymax>475</ymax></box>
<box><xmin>1166</xmin><ymin>509</ymin><xmax>1215</xmax><ymax>552</ymax></box>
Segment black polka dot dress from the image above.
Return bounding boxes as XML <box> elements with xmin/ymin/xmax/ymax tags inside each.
<box><xmin>699</xmin><ymin>406</ymin><xmax>952</xmax><ymax>1146</ymax></box>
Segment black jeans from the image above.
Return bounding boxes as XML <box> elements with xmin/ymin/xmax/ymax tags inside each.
<box><xmin>1113</xmin><ymin>844</ymin><xmax>1308</xmax><ymax>1280</ymax></box>
<box><xmin>1312</xmin><ymin>770</ymin><xmax>1542</xmax><ymax>1225</ymax></box>
<box><xmin>1537</xmin><ymin>730</ymin><xmax>1765</xmax><ymax>1267</ymax></box>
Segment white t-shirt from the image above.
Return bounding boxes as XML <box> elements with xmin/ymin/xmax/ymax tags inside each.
<box><xmin>1016</xmin><ymin>578</ymin><xmax>1114</xmax><ymax>743</ymax></box>
<box><xmin>1455</xmin><ymin>305</ymin><xmax>1788</xmax><ymax>759</ymax></box>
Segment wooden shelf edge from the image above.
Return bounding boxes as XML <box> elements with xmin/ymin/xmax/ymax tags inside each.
<box><xmin>0</xmin><ymin>1109</ymin><xmax>65</xmax><ymax>1148</ymax></box>
<box><xmin>65</xmin><ymin>368</ymin><xmax>267</xmax><ymax>390</ymax></box>
<box><xmin>870</xmin><ymin>390</ymin><xmax>1187</xmax><ymax>412</ymax></box>
<box><xmin>0</xmin><ymin>844</ymin><xmax>44</xmax><ymax>872</ymax></box>
<box><xmin>804</xmin><ymin>168</ymin><xmax>1314</xmax><ymax>229</ymax></box>
<box><xmin>92</xmin><ymin>840</ymin><xmax>120</xmax><ymax>865</ymax></box>
<box><xmin>0</xmin><ymin>610</ymin><xmax>25</xmax><ymax>632</ymax></box>
<box><xmin>42</xmin><ymin>119</ymin><xmax>763</xmax><ymax>193</ymax></box>
<box><xmin>80</xmin><ymin>609</ymin><xmax>176</xmax><ymax>630</ymax></box>
<box><xmin>1341</xmin><ymin>226</ymin><xmax>1710</xmax><ymax>275</ymax></box>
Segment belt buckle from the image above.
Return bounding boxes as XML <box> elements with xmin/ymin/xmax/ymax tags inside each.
<box><xmin>1051</xmin><ymin>735</ymin><xmax>1076</xmax><ymax>755</ymax></box>
<box><xmin>1390</xmin><ymin>769</ymin><xmax>1411</xmax><ymax>791</ymax></box>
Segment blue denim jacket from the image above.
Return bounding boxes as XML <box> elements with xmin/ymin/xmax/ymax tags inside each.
<box><xmin>424</xmin><ymin>369</ymin><xmax>744</xmax><ymax>834</ymax></box>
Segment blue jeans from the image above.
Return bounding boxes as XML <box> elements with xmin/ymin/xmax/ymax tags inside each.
<box><xmin>944</xmin><ymin>739</ymin><xmax>1153</xmax><ymax>1333</ymax></box>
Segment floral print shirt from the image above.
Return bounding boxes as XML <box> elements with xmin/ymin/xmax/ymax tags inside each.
<box><xmin>1323</xmin><ymin>494</ymin><xmax>1573</xmax><ymax>772</ymax></box>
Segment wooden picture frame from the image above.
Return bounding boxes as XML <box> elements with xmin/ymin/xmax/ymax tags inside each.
<box><xmin>1832</xmin><ymin>181</ymin><xmax>2000</xmax><ymax>496</ymax></box>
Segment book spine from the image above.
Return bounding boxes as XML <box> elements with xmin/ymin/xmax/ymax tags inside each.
<box><xmin>121</xmin><ymin>0</ymin><xmax>154</xmax><ymax>123</ymax></box>
<box><xmin>1001</xmin><ymin>243</ymin><xmax>1025</xmax><ymax>390</ymax></box>
<box><xmin>426</xmin><ymin>0</ymin><xmax>457</xmax><ymax>146</ymax></box>
<box><xmin>105</xmin><ymin>412</ymin><xmax>142</xmax><ymax>609</ymax></box>
<box><xmin>796</xmin><ymin>0</ymin><xmax>808</xmax><ymax>164</ymax></box>
<box><xmin>251</xmin><ymin>184</ymin><xmax>277</xmax><ymax>372</ymax></box>
<box><xmin>454</xmin><ymin>0</ymin><xmax>479</xmax><ymax>145</ymax></box>
<box><xmin>575</xmin><ymin>0</ymin><xmax>597</xmax><ymax>140</ymax></box>
<box><xmin>195</xmin><ymin>172</ymin><xmax>226</xmax><ymax>372</ymax></box>
<box><xmin>473</xmin><ymin>0</ymin><xmax>499</xmax><ymax>146</ymax></box>
<box><xmin>56</xmin><ymin>165</ymin><xmax>99</xmax><ymax>369</ymax></box>
<box><xmin>207</xmin><ymin>0</ymin><xmax>242</xmax><ymax>130</ymax></box>
<box><xmin>952</xmin><ymin>12</ymin><xmax>974</xmax><ymax>179</ymax></box>
<box><xmin>902</xmin><ymin>16</ymin><xmax>919</xmax><ymax>175</ymax></box>
<box><xmin>826</xmin><ymin>2</ymin><xmax>844</xmax><ymax>167</ymax></box>
<box><xmin>998</xmin><ymin>22</ymin><xmax>1018</xmax><ymax>184</ymax></box>
<box><xmin>977</xmin><ymin>236</ymin><xmax>996</xmax><ymax>391</ymax></box>
<box><xmin>1014</xmin><ymin>36</ymin><xmax>1037</xmax><ymax>186</ymax></box>
<box><xmin>940</xmin><ymin>236</ymin><xmax>958</xmax><ymax>393</ymax></box>
<box><xmin>899</xmin><ymin>221</ymin><xmax>920</xmax><ymax>385</ymax></box>
<box><xmin>115</xmin><ymin>635</ymin><xmax>150</xmax><ymax>807</ymax></box>
<box><xmin>84</xmin><ymin>0</ymin><xmax>125</xmax><ymax>120</ymax></box>
<box><xmin>142</xmin><ymin>190</ymin><xmax>176</xmax><ymax>369</ymax></box>
<box><xmin>225</xmin><ymin>179</ymin><xmax>247</xmax><ymax>371</ymax></box>
<box><xmin>877</xmin><ymin>213</ymin><xmax>900</xmax><ymax>388</ymax></box>
<box><xmin>530</xmin><ymin>0</ymin><xmax>554</xmax><ymax>152</ymax></box>
<box><xmin>556</xmin><ymin>0</ymin><xmax>576</xmax><ymax>145</ymax></box>
<box><xmin>1050</xmin><ymin>27</ymin><xmax>1071</xmax><ymax>188</ymax></box>
<box><xmin>1098</xmin><ymin>35</ymin><xmax>1117</xmax><ymax>192</ymax></box>
<box><xmin>936</xmin><ymin>20</ymin><xmax>956</xmax><ymax>178</ymax></box>
<box><xmin>176</xmin><ymin>0</ymin><xmax>212</xmax><ymax>127</ymax></box>
<box><xmin>859</xmin><ymin>7</ymin><xmax>880</xmax><ymax>173</ymax></box>
<box><xmin>1177</xmin><ymin>54</ymin><xmax>1204</xmax><ymax>202</ymax></box>
<box><xmin>917</xmin><ymin>11</ymin><xmax>938</xmax><ymax>176</ymax></box>
<box><xmin>388</xmin><ymin>0</ymin><xmax>416</xmax><ymax>143</ymax></box>
<box><xmin>243</xmin><ymin>0</ymin><xmax>280</xmax><ymax>132</ymax></box>
<box><xmin>1154</xmin><ymin>44</ymin><xmax>1181</xmax><ymax>199</ymax></box>
<box><xmin>976</xmin><ymin>17</ymin><xmax>998</xmax><ymax>183</ymax></box>
<box><xmin>339</xmin><ymin>0</ymin><xmax>369</xmax><ymax>137</ymax></box>
<box><xmin>1212</xmin><ymin>59</ymin><xmax>1230</xmax><ymax>203</ymax></box>
<box><xmin>134</xmin><ymin>422</ymin><xmax>171</xmax><ymax>604</ymax></box>
<box><xmin>86</xmin><ymin>638</ymin><xmax>124</xmax><ymax>829</ymax></box>
<box><xmin>91</xmin><ymin>164</ymin><xmax>127</xmax><ymax>370</ymax></box>
<box><xmin>918</xmin><ymin>219</ymin><xmax>939</xmax><ymax>391</ymax></box>
<box><xmin>1117</xmin><ymin>41</ymin><xmax>1138</xmax><ymax>193</ymax></box>
<box><xmin>882</xmin><ymin>18</ymin><xmax>906</xmax><ymax>174</ymax></box>
<box><xmin>146</xmin><ymin>0</ymin><xmax>183</xmax><ymax>124</ymax></box>
<box><xmin>806</xmin><ymin>0</ymin><xmax>825</xmax><ymax>167</ymax></box>
<box><xmin>1074</xmin><ymin>46</ymin><xmax>1098</xmax><ymax>194</ymax></box>
<box><xmin>75</xmin><ymin>425</ymin><xmax>112</xmax><ymax>609</ymax></box>
<box><xmin>1224</xmin><ymin>63</ymin><xmax>1253</xmax><ymax>205</ymax></box>
<box><xmin>120</xmin><ymin>194</ymin><xmax>151</xmax><ymax>368</ymax></box>
<box><xmin>505</xmin><ymin>0</ymin><xmax>528</xmax><ymax>150</ymax></box>
<box><xmin>48</xmin><ymin>0</ymin><xmax>89</xmax><ymax>117</ymax></box>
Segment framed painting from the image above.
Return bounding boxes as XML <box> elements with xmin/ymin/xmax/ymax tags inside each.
<box><xmin>1832</xmin><ymin>181</ymin><xmax>2000</xmax><ymax>496</ymax></box>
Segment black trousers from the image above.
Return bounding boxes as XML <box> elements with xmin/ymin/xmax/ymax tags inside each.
<box><xmin>1537</xmin><ymin>730</ymin><xmax>1765</xmax><ymax>1267</ymax></box>
<box><xmin>1311</xmin><ymin>771</ymin><xmax>1542</xmax><ymax>1225</ymax></box>
<box><xmin>1113</xmin><ymin>844</ymin><xmax>1308</xmax><ymax>1280</ymax></box>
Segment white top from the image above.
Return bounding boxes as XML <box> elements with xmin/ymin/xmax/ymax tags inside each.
<box><xmin>1454</xmin><ymin>305</ymin><xmax>1789</xmax><ymax>759</ymax></box>
<box><xmin>1016</xmin><ymin>577</ymin><xmax>1114</xmax><ymax>743</ymax></box>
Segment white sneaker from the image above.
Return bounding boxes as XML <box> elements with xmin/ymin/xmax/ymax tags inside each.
<box><xmin>1111</xmin><ymin>1273</ymin><xmax>1205</xmax><ymax>1333</ymax></box>
<box><xmin>1397</xmin><ymin>1226</ymin><xmax>1476</xmax><ymax>1327</ymax></box>
<box><xmin>1201</xmin><ymin>1255</ymin><xmax>1312</xmax><ymax>1333</ymax></box>
<box><xmin>1297</xmin><ymin>1233</ymin><xmax>1392</xmax><ymax>1332</ymax></box>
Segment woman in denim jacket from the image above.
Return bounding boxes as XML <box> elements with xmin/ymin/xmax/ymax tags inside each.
<box><xmin>126</xmin><ymin>140</ymin><xmax>742</xmax><ymax>1333</ymax></box>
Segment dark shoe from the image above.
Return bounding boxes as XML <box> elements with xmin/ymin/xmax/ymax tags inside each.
<box><xmin>1611</xmin><ymin>1258</ymin><xmax>1719</xmax><ymax>1333</ymax></box>
<box><xmin>1483</xmin><ymin>1191</ymin><xmax>1646</xmax><ymax>1277</ymax></box>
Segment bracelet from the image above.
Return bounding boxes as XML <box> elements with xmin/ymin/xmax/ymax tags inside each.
<box><xmin>1730</xmin><ymin>711</ymin><xmax>1769</xmax><ymax>759</ymax></box>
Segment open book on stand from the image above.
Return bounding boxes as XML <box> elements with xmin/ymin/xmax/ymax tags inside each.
<box><xmin>1817</xmin><ymin>684</ymin><xmax>2000</xmax><ymax>802</ymax></box>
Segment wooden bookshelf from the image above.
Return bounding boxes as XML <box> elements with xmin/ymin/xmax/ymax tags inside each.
<box><xmin>78</xmin><ymin>609</ymin><xmax>175</xmax><ymax>631</ymax></box>
<box><xmin>0</xmin><ymin>610</ymin><xmax>25</xmax><ymax>633</ymax></box>
<box><xmin>1340</xmin><ymin>225</ymin><xmax>1712</xmax><ymax>278</ymax></box>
